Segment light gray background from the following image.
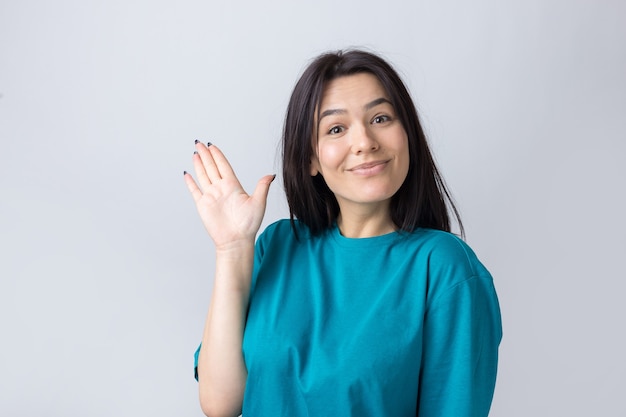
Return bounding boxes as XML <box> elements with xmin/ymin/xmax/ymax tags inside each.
<box><xmin>1</xmin><ymin>0</ymin><xmax>624</xmax><ymax>415</ymax></box>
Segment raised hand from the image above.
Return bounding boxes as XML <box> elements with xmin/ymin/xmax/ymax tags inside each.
<box><xmin>183</xmin><ymin>141</ymin><xmax>275</xmax><ymax>251</ymax></box>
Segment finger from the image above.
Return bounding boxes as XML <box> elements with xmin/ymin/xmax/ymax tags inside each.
<box><xmin>251</xmin><ymin>174</ymin><xmax>276</xmax><ymax>205</ymax></box>
<box><xmin>205</xmin><ymin>144</ymin><xmax>237</xmax><ymax>181</ymax></box>
<box><xmin>196</xmin><ymin>141</ymin><xmax>222</xmax><ymax>182</ymax></box>
<box><xmin>183</xmin><ymin>171</ymin><xmax>203</xmax><ymax>203</ymax></box>
<box><xmin>192</xmin><ymin>151</ymin><xmax>212</xmax><ymax>191</ymax></box>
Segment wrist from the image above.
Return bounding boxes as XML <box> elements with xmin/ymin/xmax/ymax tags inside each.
<box><xmin>214</xmin><ymin>238</ymin><xmax>255</xmax><ymax>258</ymax></box>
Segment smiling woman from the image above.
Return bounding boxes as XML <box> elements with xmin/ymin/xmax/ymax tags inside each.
<box><xmin>310</xmin><ymin>73</ymin><xmax>410</xmax><ymax>236</ymax></box>
<box><xmin>184</xmin><ymin>49</ymin><xmax>502</xmax><ymax>417</ymax></box>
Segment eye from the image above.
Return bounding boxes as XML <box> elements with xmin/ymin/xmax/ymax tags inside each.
<box><xmin>327</xmin><ymin>125</ymin><xmax>344</xmax><ymax>135</ymax></box>
<box><xmin>372</xmin><ymin>115</ymin><xmax>391</xmax><ymax>124</ymax></box>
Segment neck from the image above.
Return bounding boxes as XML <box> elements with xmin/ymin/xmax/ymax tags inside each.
<box><xmin>336</xmin><ymin>204</ymin><xmax>396</xmax><ymax>238</ymax></box>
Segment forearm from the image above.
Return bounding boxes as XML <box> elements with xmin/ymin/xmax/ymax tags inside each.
<box><xmin>183</xmin><ymin>141</ymin><xmax>274</xmax><ymax>415</ymax></box>
<box><xmin>197</xmin><ymin>241</ymin><xmax>255</xmax><ymax>417</ymax></box>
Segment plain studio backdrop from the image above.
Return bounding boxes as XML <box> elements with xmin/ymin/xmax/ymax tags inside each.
<box><xmin>1</xmin><ymin>0</ymin><xmax>624</xmax><ymax>415</ymax></box>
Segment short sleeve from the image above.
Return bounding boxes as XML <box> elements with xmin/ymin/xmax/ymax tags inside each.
<box><xmin>417</xmin><ymin>274</ymin><xmax>502</xmax><ymax>417</ymax></box>
<box><xmin>193</xmin><ymin>343</ymin><xmax>201</xmax><ymax>381</ymax></box>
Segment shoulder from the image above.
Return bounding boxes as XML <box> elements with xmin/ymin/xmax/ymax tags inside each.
<box><xmin>258</xmin><ymin>219</ymin><xmax>293</xmax><ymax>239</ymax></box>
<box><xmin>412</xmin><ymin>229</ymin><xmax>481</xmax><ymax>270</ymax></box>
<box><xmin>258</xmin><ymin>219</ymin><xmax>309</xmax><ymax>241</ymax></box>
<box><xmin>256</xmin><ymin>219</ymin><xmax>315</xmax><ymax>253</ymax></box>
<box><xmin>407</xmin><ymin>228</ymin><xmax>493</xmax><ymax>295</ymax></box>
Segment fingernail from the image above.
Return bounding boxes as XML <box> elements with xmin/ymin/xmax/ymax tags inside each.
<box><xmin>183</xmin><ymin>170</ymin><xmax>187</xmax><ymax>175</ymax></box>
<box><xmin>271</xmin><ymin>174</ymin><xmax>277</xmax><ymax>182</ymax></box>
<box><xmin>193</xmin><ymin>151</ymin><xmax>198</xmax><ymax>155</ymax></box>
<box><xmin>194</xmin><ymin>139</ymin><xmax>199</xmax><ymax>144</ymax></box>
<box><xmin>207</xmin><ymin>142</ymin><xmax>212</xmax><ymax>147</ymax></box>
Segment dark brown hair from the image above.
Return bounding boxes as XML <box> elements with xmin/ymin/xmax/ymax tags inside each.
<box><xmin>282</xmin><ymin>49</ymin><xmax>463</xmax><ymax>237</ymax></box>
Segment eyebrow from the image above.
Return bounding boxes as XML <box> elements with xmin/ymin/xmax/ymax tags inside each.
<box><xmin>364</xmin><ymin>97</ymin><xmax>392</xmax><ymax>110</ymax></box>
<box><xmin>319</xmin><ymin>97</ymin><xmax>392</xmax><ymax>121</ymax></box>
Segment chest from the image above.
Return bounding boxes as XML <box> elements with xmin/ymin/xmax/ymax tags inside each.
<box><xmin>242</xmin><ymin>244</ymin><xmax>429</xmax><ymax>394</ymax></box>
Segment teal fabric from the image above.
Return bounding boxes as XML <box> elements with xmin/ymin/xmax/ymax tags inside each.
<box><xmin>196</xmin><ymin>219</ymin><xmax>502</xmax><ymax>416</ymax></box>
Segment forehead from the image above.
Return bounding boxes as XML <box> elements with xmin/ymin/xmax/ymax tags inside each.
<box><xmin>320</xmin><ymin>73</ymin><xmax>389</xmax><ymax>110</ymax></box>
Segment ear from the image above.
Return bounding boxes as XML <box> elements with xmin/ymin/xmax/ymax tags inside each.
<box><xmin>310</xmin><ymin>155</ymin><xmax>320</xmax><ymax>176</ymax></box>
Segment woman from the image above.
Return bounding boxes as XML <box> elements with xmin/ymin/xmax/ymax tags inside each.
<box><xmin>184</xmin><ymin>50</ymin><xmax>502</xmax><ymax>417</ymax></box>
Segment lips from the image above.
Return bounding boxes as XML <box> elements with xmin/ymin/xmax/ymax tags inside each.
<box><xmin>347</xmin><ymin>160</ymin><xmax>390</xmax><ymax>171</ymax></box>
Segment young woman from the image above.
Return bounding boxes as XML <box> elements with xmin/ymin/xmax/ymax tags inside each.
<box><xmin>184</xmin><ymin>50</ymin><xmax>502</xmax><ymax>417</ymax></box>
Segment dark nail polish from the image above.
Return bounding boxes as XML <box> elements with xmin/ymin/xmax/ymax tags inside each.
<box><xmin>194</xmin><ymin>139</ymin><xmax>199</xmax><ymax>144</ymax></box>
<box><xmin>183</xmin><ymin>170</ymin><xmax>187</xmax><ymax>175</ymax></box>
<box><xmin>193</xmin><ymin>151</ymin><xmax>198</xmax><ymax>155</ymax></box>
<box><xmin>207</xmin><ymin>142</ymin><xmax>212</xmax><ymax>147</ymax></box>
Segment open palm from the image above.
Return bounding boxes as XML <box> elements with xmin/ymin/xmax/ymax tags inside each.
<box><xmin>183</xmin><ymin>142</ymin><xmax>274</xmax><ymax>250</ymax></box>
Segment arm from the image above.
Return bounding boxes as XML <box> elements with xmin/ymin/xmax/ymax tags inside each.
<box><xmin>184</xmin><ymin>142</ymin><xmax>274</xmax><ymax>417</ymax></box>
<box><xmin>418</xmin><ymin>275</ymin><xmax>502</xmax><ymax>417</ymax></box>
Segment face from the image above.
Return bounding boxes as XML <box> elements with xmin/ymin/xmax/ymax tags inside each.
<box><xmin>310</xmin><ymin>72</ymin><xmax>410</xmax><ymax>215</ymax></box>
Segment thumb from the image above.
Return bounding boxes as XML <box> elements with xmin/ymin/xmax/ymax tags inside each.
<box><xmin>251</xmin><ymin>174</ymin><xmax>276</xmax><ymax>203</ymax></box>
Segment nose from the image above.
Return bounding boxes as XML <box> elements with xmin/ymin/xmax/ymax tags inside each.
<box><xmin>351</xmin><ymin>124</ymin><xmax>379</xmax><ymax>154</ymax></box>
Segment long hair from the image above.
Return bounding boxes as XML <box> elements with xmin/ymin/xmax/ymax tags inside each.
<box><xmin>282</xmin><ymin>49</ymin><xmax>463</xmax><ymax>238</ymax></box>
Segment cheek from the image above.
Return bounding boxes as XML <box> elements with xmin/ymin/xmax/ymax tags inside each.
<box><xmin>317</xmin><ymin>144</ymin><xmax>343</xmax><ymax>170</ymax></box>
<box><xmin>401</xmin><ymin>153</ymin><xmax>410</xmax><ymax>179</ymax></box>
<box><xmin>397</xmin><ymin>136</ymin><xmax>410</xmax><ymax>180</ymax></box>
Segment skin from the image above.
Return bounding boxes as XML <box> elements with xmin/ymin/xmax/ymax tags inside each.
<box><xmin>311</xmin><ymin>72</ymin><xmax>410</xmax><ymax>238</ymax></box>
<box><xmin>184</xmin><ymin>73</ymin><xmax>410</xmax><ymax>416</ymax></box>
<box><xmin>184</xmin><ymin>143</ymin><xmax>274</xmax><ymax>417</ymax></box>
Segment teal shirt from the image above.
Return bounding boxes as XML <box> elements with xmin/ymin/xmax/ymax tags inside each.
<box><xmin>196</xmin><ymin>220</ymin><xmax>502</xmax><ymax>416</ymax></box>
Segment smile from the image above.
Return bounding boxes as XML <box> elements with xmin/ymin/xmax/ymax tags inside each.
<box><xmin>347</xmin><ymin>160</ymin><xmax>390</xmax><ymax>174</ymax></box>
